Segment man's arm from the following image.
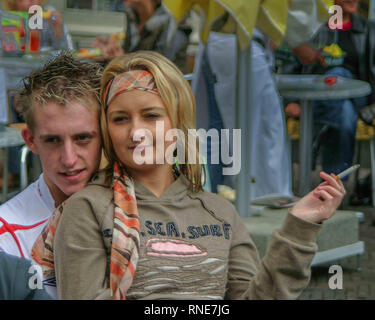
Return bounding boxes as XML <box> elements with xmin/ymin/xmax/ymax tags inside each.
<box><xmin>285</xmin><ymin>0</ymin><xmax>329</xmax><ymax>65</ymax></box>
<box><xmin>54</xmin><ymin>197</ymin><xmax>112</xmax><ymax>300</ymax></box>
<box><xmin>285</xmin><ymin>0</ymin><xmax>330</xmax><ymax>49</ymax></box>
<box><xmin>0</xmin><ymin>252</ymin><xmax>52</xmax><ymax>300</ymax></box>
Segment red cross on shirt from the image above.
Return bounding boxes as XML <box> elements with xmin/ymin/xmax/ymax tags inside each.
<box><xmin>0</xmin><ymin>216</ymin><xmax>48</xmax><ymax>258</ymax></box>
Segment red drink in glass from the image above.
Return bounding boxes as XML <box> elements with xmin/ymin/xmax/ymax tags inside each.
<box><xmin>29</xmin><ymin>30</ymin><xmax>41</xmax><ymax>53</ymax></box>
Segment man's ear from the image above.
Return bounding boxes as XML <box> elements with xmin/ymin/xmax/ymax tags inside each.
<box><xmin>21</xmin><ymin>127</ymin><xmax>39</xmax><ymax>154</ymax></box>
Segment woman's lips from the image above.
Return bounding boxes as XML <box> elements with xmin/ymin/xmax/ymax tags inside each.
<box><xmin>130</xmin><ymin>144</ymin><xmax>153</xmax><ymax>151</ymax></box>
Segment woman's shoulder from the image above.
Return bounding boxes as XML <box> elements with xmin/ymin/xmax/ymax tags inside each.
<box><xmin>63</xmin><ymin>171</ymin><xmax>113</xmax><ymax>215</ymax></box>
<box><xmin>189</xmin><ymin>189</ymin><xmax>240</xmax><ymax>222</ymax></box>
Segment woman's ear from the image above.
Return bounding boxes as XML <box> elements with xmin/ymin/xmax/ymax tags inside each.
<box><xmin>21</xmin><ymin>127</ymin><xmax>39</xmax><ymax>154</ymax></box>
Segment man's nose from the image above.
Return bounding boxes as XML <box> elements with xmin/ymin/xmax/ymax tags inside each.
<box><xmin>61</xmin><ymin>142</ymin><xmax>78</xmax><ymax>168</ymax></box>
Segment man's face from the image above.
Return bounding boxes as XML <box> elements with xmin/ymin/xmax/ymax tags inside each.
<box><xmin>22</xmin><ymin>100</ymin><xmax>102</xmax><ymax>205</ymax></box>
<box><xmin>16</xmin><ymin>0</ymin><xmax>41</xmax><ymax>12</ymax></box>
<box><xmin>124</xmin><ymin>0</ymin><xmax>155</xmax><ymax>17</ymax></box>
<box><xmin>335</xmin><ymin>0</ymin><xmax>359</xmax><ymax>14</ymax></box>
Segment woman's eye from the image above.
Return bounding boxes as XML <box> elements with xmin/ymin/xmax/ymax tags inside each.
<box><xmin>113</xmin><ymin>116</ymin><xmax>127</xmax><ymax>122</ymax></box>
<box><xmin>145</xmin><ymin>113</ymin><xmax>160</xmax><ymax>119</ymax></box>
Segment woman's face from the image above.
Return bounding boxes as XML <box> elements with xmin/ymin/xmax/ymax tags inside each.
<box><xmin>335</xmin><ymin>0</ymin><xmax>359</xmax><ymax>15</ymax></box>
<box><xmin>107</xmin><ymin>89</ymin><xmax>174</xmax><ymax>173</ymax></box>
<box><xmin>16</xmin><ymin>0</ymin><xmax>41</xmax><ymax>11</ymax></box>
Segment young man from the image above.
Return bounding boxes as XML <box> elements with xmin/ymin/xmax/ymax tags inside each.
<box><xmin>0</xmin><ymin>53</ymin><xmax>102</xmax><ymax>261</ymax></box>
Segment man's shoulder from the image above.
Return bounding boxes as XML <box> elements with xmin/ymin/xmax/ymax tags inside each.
<box><xmin>0</xmin><ymin>251</ymin><xmax>30</xmax><ymax>299</ymax></box>
<box><xmin>64</xmin><ymin>171</ymin><xmax>112</xmax><ymax>211</ymax></box>
<box><xmin>0</xmin><ymin>180</ymin><xmax>41</xmax><ymax>221</ymax></box>
<box><xmin>0</xmin><ymin>251</ymin><xmax>30</xmax><ymax>270</ymax></box>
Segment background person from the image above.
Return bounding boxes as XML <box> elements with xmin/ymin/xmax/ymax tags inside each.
<box><xmin>1</xmin><ymin>0</ymin><xmax>73</xmax><ymax>50</ymax></box>
<box><xmin>284</xmin><ymin>0</ymin><xmax>375</xmax><ymax>178</ymax></box>
<box><xmin>193</xmin><ymin>0</ymin><xmax>328</xmax><ymax>196</ymax></box>
<box><xmin>91</xmin><ymin>0</ymin><xmax>190</xmax><ymax>72</ymax></box>
<box><xmin>33</xmin><ymin>51</ymin><xmax>345</xmax><ymax>300</ymax></box>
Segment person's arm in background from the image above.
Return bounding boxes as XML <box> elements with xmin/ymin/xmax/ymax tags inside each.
<box><xmin>42</xmin><ymin>6</ymin><xmax>74</xmax><ymax>50</ymax></box>
<box><xmin>282</xmin><ymin>1</ymin><xmax>332</xmax><ymax>114</ymax></box>
<box><xmin>285</xmin><ymin>0</ymin><xmax>330</xmax><ymax>65</ymax></box>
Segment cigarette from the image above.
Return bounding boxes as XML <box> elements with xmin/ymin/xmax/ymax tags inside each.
<box><xmin>335</xmin><ymin>164</ymin><xmax>360</xmax><ymax>180</ymax></box>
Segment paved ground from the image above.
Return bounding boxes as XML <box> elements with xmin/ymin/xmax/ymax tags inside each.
<box><xmin>296</xmin><ymin>166</ymin><xmax>375</xmax><ymax>300</ymax></box>
<box><xmin>298</xmin><ymin>205</ymin><xmax>375</xmax><ymax>300</ymax></box>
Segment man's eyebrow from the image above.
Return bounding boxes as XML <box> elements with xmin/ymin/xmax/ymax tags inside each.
<box><xmin>39</xmin><ymin>131</ymin><xmax>98</xmax><ymax>139</ymax></box>
<box><xmin>73</xmin><ymin>131</ymin><xmax>98</xmax><ymax>137</ymax></box>
<box><xmin>39</xmin><ymin>134</ymin><xmax>60</xmax><ymax>140</ymax></box>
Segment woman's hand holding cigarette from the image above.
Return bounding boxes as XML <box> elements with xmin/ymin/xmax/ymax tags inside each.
<box><xmin>290</xmin><ymin>172</ymin><xmax>346</xmax><ymax>224</ymax></box>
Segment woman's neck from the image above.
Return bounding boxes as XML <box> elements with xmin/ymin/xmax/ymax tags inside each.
<box><xmin>129</xmin><ymin>165</ymin><xmax>175</xmax><ymax>198</ymax></box>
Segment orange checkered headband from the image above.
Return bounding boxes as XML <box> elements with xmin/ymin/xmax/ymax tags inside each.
<box><xmin>104</xmin><ymin>69</ymin><xmax>160</xmax><ymax>109</ymax></box>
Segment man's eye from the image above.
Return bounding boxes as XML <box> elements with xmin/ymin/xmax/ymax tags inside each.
<box><xmin>44</xmin><ymin>138</ymin><xmax>59</xmax><ymax>143</ymax></box>
<box><xmin>77</xmin><ymin>135</ymin><xmax>89</xmax><ymax>141</ymax></box>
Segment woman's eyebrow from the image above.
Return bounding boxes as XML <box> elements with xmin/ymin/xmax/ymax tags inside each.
<box><xmin>142</xmin><ymin>107</ymin><xmax>166</xmax><ymax>112</ymax></box>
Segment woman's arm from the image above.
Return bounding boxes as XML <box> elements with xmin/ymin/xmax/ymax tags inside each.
<box><xmin>54</xmin><ymin>196</ymin><xmax>112</xmax><ymax>300</ymax></box>
<box><xmin>226</xmin><ymin>171</ymin><xmax>344</xmax><ymax>299</ymax></box>
<box><xmin>226</xmin><ymin>211</ymin><xmax>321</xmax><ymax>299</ymax></box>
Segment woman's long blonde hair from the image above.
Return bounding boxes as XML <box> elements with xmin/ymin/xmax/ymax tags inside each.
<box><xmin>100</xmin><ymin>51</ymin><xmax>204</xmax><ymax>192</ymax></box>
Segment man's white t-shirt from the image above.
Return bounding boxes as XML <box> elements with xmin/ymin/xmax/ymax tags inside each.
<box><xmin>0</xmin><ymin>173</ymin><xmax>58</xmax><ymax>298</ymax></box>
<box><xmin>0</xmin><ymin>174</ymin><xmax>54</xmax><ymax>259</ymax></box>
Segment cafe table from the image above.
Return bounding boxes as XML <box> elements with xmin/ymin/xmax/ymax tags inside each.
<box><xmin>276</xmin><ymin>74</ymin><xmax>372</xmax><ymax>196</ymax></box>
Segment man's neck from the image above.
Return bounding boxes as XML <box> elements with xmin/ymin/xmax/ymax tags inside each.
<box><xmin>43</xmin><ymin>176</ymin><xmax>68</xmax><ymax>208</ymax></box>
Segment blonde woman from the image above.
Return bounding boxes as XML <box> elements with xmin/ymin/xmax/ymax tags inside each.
<box><xmin>33</xmin><ymin>51</ymin><xmax>345</xmax><ymax>300</ymax></box>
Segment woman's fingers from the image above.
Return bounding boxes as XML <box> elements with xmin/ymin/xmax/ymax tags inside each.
<box><xmin>314</xmin><ymin>189</ymin><xmax>333</xmax><ymax>201</ymax></box>
<box><xmin>333</xmin><ymin>174</ymin><xmax>346</xmax><ymax>194</ymax></box>
<box><xmin>319</xmin><ymin>171</ymin><xmax>346</xmax><ymax>194</ymax></box>
<box><xmin>316</xmin><ymin>185</ymin><xmax>344</xmax><ymax>199</ymax></box>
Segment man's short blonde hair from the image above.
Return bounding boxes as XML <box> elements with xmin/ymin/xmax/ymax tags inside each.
<box><xmin>20</xmin><ymin>52</ymin><xmax>103</xmax><ymax>132</ymax></box>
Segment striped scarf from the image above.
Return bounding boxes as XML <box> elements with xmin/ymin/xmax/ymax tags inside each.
<box><xmin>110</xmin><ymin>162</ymin><xmax>140</xmax><ymax>299</ymax></box>
<box><xmin>31</xmin><ymin>162</ymin><xmax>140</xmax><ymax>299</ymax></box>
